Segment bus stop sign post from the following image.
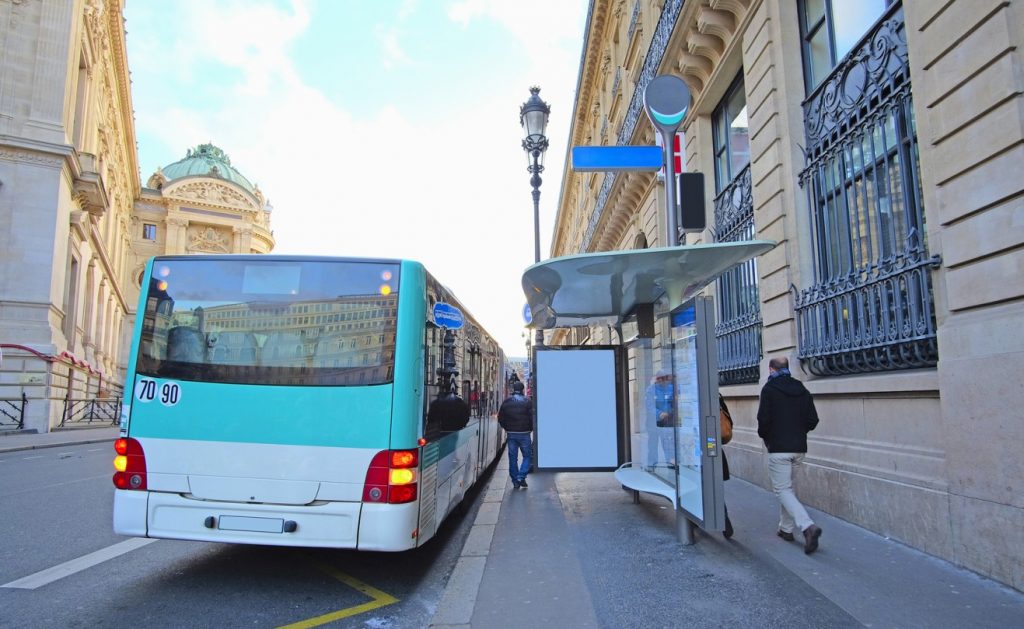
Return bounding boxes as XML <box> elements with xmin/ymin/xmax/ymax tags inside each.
<box><xmin>566</xmin><ymin>75</ymin><xmax>723</xmax><ymax>545</ymax></box>
<box><xmin>643</xmin><ymin>75</ymin><xmax>690</xmax><ymax>247</ymax></box>
<box><xmin>644</xmin><ymin>76</ymin><xmax>701</xmax><ymax>544</ymax></box>
<box><xmin>570</xmin><ymin>75</ymin><xmax>697</xmax><ymax>247</ymax></box>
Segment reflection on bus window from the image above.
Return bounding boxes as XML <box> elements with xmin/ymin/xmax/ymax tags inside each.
<box><xmin>136</xmin><ymin>259</ymin><xmax>400</xmax><ymax>386</ymax></box>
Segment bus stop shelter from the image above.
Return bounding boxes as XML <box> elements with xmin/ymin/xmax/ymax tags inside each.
<box><xmin>521</xmin><ymin>241</ymin><xmax>773</xmax><ymax>542</ymax></box>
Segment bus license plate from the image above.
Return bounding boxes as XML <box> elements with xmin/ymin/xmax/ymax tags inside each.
<box><xmin>218</xmin><ymin>516</ymin><xmax>284</xmax><ymax>533</ymax></box>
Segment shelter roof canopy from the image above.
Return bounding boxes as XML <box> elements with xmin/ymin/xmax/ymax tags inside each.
<box><xmin>522</xmin><ymin>241</ymin><xmax>775</xmax><ymax>329</ymax></box>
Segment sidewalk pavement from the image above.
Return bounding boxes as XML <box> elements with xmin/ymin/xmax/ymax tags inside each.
<box><xmin>431</xmin><ymin>455</ymin><xmax>1024</xmax><ymax>628</ymax></box>
<box><xmin>6</xmin><ymin>428</ymin><xmax>1022</xmax><ymax>627</ymax></box>
<box><xmin>0</xmin><ymin>425</ymin><xmax>120</xmax><ymax>453</ymax></box>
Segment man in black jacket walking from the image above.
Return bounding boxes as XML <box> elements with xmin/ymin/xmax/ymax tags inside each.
<box><xmin>498</xmin><ymin>381</ymin><xmax>534</xmax><ymax>489</ymax></box>
<box><xmin>757</xmin><ymin>356</ymin><xmax>822</xmax><ymax>554</ymax></box>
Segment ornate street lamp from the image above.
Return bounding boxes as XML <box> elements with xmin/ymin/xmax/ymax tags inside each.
<box><xmin>520</xmin><ymin>86</ymin><xmax>551</xmax><ymax>265</ymax></box>
<box><xmin>520</xmin><ymin>87</ymin><xmax>550</xmax><ymax>361</ymax></box>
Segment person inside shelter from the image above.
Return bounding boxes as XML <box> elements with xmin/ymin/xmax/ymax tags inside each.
<box><xmin>645</xmin><ymin>369</ymin><xmax>676</xmax><ymax>471</ymax></box>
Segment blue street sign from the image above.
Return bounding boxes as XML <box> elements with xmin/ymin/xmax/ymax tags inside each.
<box><xmin>523</xmin><ymin>303</ymin><xmax>532</xmax><ymax>325</ymax></box>
<box><xmin>432</xmin><ymin>302</ymin><xmax>464</xmax><ymax>329</ymax></box>
<box><xmin>571</xmin><ymin>146</ymin><xmax>663</xmax><ymax>172</ymax></box>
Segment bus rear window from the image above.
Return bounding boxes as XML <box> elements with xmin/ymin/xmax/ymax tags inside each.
<box><xmin>136</xmin><ymin>259</ymin><xmax>400</xmax><ymax>386</ymax></box>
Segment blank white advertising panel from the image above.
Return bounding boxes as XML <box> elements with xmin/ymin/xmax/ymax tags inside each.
<box><xmin>536</xmin><ymin>349</ymin><xmax>618</xmax><ymax>469</ymax></box>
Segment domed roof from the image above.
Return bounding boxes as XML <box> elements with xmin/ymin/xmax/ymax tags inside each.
<box><xmin>160</xmin><ymin>143</ymin><xmax>256</xmax><ymax>195</ymax></box>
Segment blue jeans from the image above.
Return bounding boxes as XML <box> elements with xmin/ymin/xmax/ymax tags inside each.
<box><xmin>507</xmin><ymin>432</ymin><xmax>533</xmax><ymax>482</ymax></box>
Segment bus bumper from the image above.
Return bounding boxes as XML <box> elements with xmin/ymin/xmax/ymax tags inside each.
<box><xmin>130</xmin><ymin>491</ymin><xmax>363</xmax><ymax>548</ymax></box>
<box><xmin>358</xmin><ymin>501</ymin><xmax>420</xmax><ymax>551</ymax></box>
<box><xmin>113</xmin><ymin>489</ymin><xmax>149</xmax><ymax>537</ymax></box>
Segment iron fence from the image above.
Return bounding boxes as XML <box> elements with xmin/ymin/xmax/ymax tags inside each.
<box><xmin>0</xmin><ymin>393</ymin><xmax>27</xmax><ymax>430</ymax></box>
<box><xmin>793</xmin><ymin>236</ymin><xmax>939</xmax><ymax>375</ymax></box>
<box><xmin>713</xmin><ymin>165</ymin><xmax>762</xmax><ymax>385</ymax></box>
<box><xmin>60</xmin><ymin>397</ymin><xmax>121</xmax><ymax>427</ymax></box>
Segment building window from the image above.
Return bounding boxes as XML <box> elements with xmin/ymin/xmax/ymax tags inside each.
<box><xmin>795</xmin><ymin>2</ymin><xmax>940</xmax><ymax>376</ymax></box>
<box><xmin>712</xmin><ymin>76</ymin><xmax>749</xmax><ymax>193</ymax></box>
<box><xmin>143</xmin><ymin>223</ymin><xmax>157</xmax><ymax>240</ymax></box>
<box><xmin>712</xmin><ymin>73</ymin><xmax>760</xmax><ymax>385</ymax></box>
<box><xmin>799</xmin><ymin>0</ymin><xmax>892</xmax><ymax>92</ymax></box>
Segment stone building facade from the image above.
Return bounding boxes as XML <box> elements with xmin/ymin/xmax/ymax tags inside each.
<box><xmin>550</xmin><ymin>0</ymin><xmax>1022</xmax><ymax>591</ymax></box>
<box><xmin>0</xmin><ymin>0</ymin><xmax>273</xmax><ymax>432</ymax></box>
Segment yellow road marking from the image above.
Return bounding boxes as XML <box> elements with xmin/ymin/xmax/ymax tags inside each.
<box><xmin>277</xmin><ymin>561</ymin><xmax>400</xmax><ymax>629</ymax></box>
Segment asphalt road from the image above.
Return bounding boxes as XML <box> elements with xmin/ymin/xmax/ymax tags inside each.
<box><xmin>0</xmin><ymin>442</ymin><xmax>487</xmax><ymax>629</ymax></box>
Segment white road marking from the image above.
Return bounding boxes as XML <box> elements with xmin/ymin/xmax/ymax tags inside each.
<box><xmin>2</xmin><ymin>538</ymin><xmax>158</xmax><ymax>589</ymax></box>
<box><xmin>21</xmin><ymin>455</ymin><xmax>42</xmax><ymax>460</ymax></box>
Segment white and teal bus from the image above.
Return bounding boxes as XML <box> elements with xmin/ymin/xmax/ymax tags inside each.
<box><xmin>114</xmin><ymin>255</ymin><xmax>507</xmax><ymax>550</ymax></box>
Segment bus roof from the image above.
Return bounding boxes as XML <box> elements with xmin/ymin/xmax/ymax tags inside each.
<box><xmin>149</xmin><ymin>254</ymin><xmax>411</xmax><ymax>265</ymax></box>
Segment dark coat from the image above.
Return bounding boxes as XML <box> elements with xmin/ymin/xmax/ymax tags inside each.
<box><xmin>756</xmin><ymin>374</ymin><xmax>819</xmax><ymax>453</ymax></box>
<box><xmin>498</xmin><ymin>393</ymin><xmax>533</xmax><ymax>433</ymax></box>
<box><xmin>720</xmin><ymin>395</ymin><xmax>733</xmax><ymax>481</ymax></box>
<box><xmin>427</xmin><ymin>394</ymin><xmax>470</xmax><ymax>434</ymax></box>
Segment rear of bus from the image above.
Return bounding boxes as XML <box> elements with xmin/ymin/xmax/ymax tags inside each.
<box><xmin>113</xmin><ymin>255</ymin><xmax>427</xmax><ymax>550</ymax></box>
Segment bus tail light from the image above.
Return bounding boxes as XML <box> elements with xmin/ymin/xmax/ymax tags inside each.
<box><xmin>363</xmin><ymin>449</ymin><xmax>418</xmax><ymax>504</ymax></box>
<box><xmin>112</xmin><ymin>437</ymin><xmax>147</xmax><ymax>490</ymax></box>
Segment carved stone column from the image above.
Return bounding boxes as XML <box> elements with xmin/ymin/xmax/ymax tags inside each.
<box><xmin>93</xmin><ymin>279</ymin><xmax>107</xmax><ymax>366</ymax></box>
<box><xmin>103</xmin><ymin>294</ymin><xmax>116</xmax><ymax>377</ymax></box>
<box><xmin>26</xmin><ymin>0</ymin><xmax>74</xmax><ymax>140</ymax></box>
<box><xmin>166</xmin><ymin>216</ymin><xmax>189</xmax><ymax>254</ymax></box>
<box><xmin>83</xmin><ymin>258</ymin><xmax>98</xmax><ymax>364</ymax></box>
<box><xmin>233</xmin><ymin>226</ymin><xmax>254</xmax><ymax>253</ymax></box>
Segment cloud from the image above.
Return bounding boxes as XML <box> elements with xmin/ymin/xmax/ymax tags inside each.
<box><xmin>398</xmin><ymin>0</ymin><xmax>419</xmax><ymax>20</ymax></box>
<box><xmin>127</xmin><ymin>0</ymin><xmax>588</xmax><ymax>356</ymax></box>
<box><xmin>375</xmin><ymin>25</ymin><xmax>412</xmax><ymax>70</ymax></box>
<box><xmin>163</xmin><ymin>1</ymin><xmax>310</xmax><ymax>93</ymax></box>
<box><xmin>446</xmin><ymin>0</ymin><xmax>585</xmax><ymax>68</ymax></box>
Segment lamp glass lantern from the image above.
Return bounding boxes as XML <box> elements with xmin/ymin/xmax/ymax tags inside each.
<box><xmin>520</xmin><ymin>86</ymin><xmax>551</xmax><ymax>169</ymax></box>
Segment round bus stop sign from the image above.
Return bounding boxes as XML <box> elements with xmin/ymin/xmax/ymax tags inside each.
<box><xmin>432</xmin><ymin>302</ymin><xmax>464</xmax><ymax>329</ymax></box>
<box><xmin>523</xmin><ymin>303</ymin><xmax>532</xmax><ymax>325</ymax></box>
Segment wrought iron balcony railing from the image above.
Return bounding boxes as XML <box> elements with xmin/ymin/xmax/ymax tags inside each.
<box><xmin>713</xmin><ymin>165</ymin><xmax>762</xmax><ymax>385</ymax></box>
<box><xmin>796</xmin><ymin>2</ymin><xmax>940</xmax><ymax>376</ymax></box>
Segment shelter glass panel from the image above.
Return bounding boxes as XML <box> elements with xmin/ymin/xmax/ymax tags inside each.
<box><xmin>629</xmin><ymin>341</ymin><xmax>677</xmax><ymax>487</ymax></box>
<box><xmin>670</xmin><ymin>306</ymin><xmax>703</xmax><ymax>519</ymax></box>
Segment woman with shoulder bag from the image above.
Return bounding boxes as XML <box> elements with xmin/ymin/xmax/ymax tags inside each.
<box><xmin>720</xmin><ymin>394</ymin><xmax>735</xmax><ymax>539</ymax></box>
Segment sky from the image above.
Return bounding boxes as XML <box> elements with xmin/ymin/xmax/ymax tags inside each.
<box><xmin>123</xmin><ymin>0</ymin><xmax>589</xmax><ymax>358</ymax></box>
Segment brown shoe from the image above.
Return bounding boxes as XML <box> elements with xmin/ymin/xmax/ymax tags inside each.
<box><xmin>777</xmin><ymin>529</ymin><xmax>795</xmax><ymax>542</ymax></box>
<box><xmin>803</xmin><ymin>524</ymin><xmax>822</xmax><ymax>554</ymax></box>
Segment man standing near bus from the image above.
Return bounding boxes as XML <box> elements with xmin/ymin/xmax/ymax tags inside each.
<box><xmin>499</xmin><ymin>381</ymin><xmax>534</xmax><ymax>489</ymax></box>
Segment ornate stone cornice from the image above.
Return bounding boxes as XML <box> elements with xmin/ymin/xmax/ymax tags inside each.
<box><xmin>0</xmin><ymin>147</ymin><xmax>62</xmax><ymax>167</ymax></box>
<box><xmin>582</xmin><ymin>0</ymin><xmax>683</xmax><ymax>251</ymax></box>
<box><xmin>571</xmin><ymin>0</ymin><xmax>614</xmax><ymax>151</ymax></box>
<box><xmin>72</xmin><ymin>151</ymin><xmax>109</xmax><ymax>217</ymax></box>
<box><xmin>162</xmin><ymin>180</ymin><xmax>258</xmax><ymax>212</ymax></box>
<box><xmin>105</xmin><ymin>3</ymin><xmax>139</xmax><ymax>186</ymax></box>
<box><xmin>0</xmin><ymin>140</ymin><xmax>114</xmax><ymax>220</ymax></box>
<box><xmin>697</xmin><ymin>6</ymin><xmax>735</xmax><ymax>42</ymax></box>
